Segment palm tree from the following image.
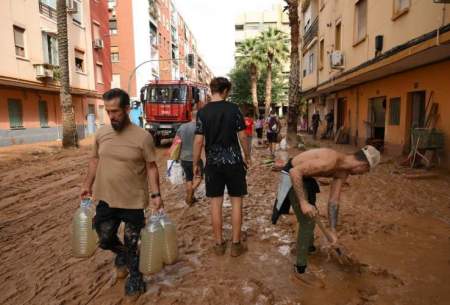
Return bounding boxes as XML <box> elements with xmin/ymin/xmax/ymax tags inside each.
<box><xmin>258</xmin><ymin>28</ymin><xmax>289</xmax><ymax>118</ymax></box>
<box><xmin>284</xmin><ymin>0</ymin><xmax>301</xmax><ymax>138</ymax></box>
<box><xmin>236</xmin><ymin>38</ymin><xmax>263</xmax><ymax>112</ymax></box>
<box><xmin>57</xmin><ymin>0</ymin><xmax>78</xmax><ymax>148</ymax></box>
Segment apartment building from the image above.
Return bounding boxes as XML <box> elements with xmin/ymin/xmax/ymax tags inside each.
<box><xmin>299</xmin><ymin>0</ymin><xmax>450</xmax><ymax>168</ymax></box>
<box><xmin>235</xmin><ymin>3</ymin><xmax>290</xmax><ymax>114</ymax></box>
<box><xmin>0</xmin><ymin>0</ymin><xmax>110</xmax><ymax>146</ymax></box>
<box><xmin>109</xmin><ymin>0</ymin><xmax>213</xmax><ymax>100</ymax></box>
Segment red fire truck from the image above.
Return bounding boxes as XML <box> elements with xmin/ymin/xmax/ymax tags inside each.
<box><xmin>140</xmin><ymin>80</ymin><xmax>209</xmax><ymax>145</ymax></box>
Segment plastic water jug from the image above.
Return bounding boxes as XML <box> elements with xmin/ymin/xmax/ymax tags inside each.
<box><xmin>139</xmin><ymin>215</ymin><xmax>164</xmax><ymax>274</ymax></box>
<box><xmin>72</xmin><ymin>199</ymin><xmax>97</xmax><ymax>257</ymax></box>
<box><xmin>159</xmin><ymin>213</ymin><xmax>178</xmax><ymax>265</ymax></box>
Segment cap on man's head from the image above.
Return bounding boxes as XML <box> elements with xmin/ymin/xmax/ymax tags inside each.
<box><xmin>361</xmin><ymin>145</ymin><xmax>381</xmax><ymax>169</ymax></box>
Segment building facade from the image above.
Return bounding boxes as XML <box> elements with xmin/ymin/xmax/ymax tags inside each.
<box><xmin>298</xmin><ymin>0</ymin><xmax>450</xmax><ymax>168</ymax></box>
<box><xmin>108</xmin><ymin>0</ymin><xmax>213</xmax><ymax>100</ymax></box>
<box><xmin>0</xmin><ymin>0</ymin><xmax>110</xmax><ymax>146</ymax></box>
<box><xmin>234</xmin><ymin>3</ymin><xmax>290</xmax><ymax>114</ymax></box>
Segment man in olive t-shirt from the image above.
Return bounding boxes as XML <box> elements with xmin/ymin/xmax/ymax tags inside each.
<box><xmin>80</xmin><ymin>89</ymin><xmax>163</xmax><ymax>297</ymax></box>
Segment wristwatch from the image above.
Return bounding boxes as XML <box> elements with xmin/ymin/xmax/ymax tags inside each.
<box><xmin>151</xmin><ymin>192</ymin><xmax>161</xmax><ymax>199</ymax></box>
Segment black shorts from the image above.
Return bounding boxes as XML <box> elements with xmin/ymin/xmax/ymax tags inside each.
<box><xmin>267</xmin><ymin>132</ymin><xmax>278</xmax><ymax>143</ymax></box>
<box><xmin>205</xmin><ymin>163</ymin><xmax>247</xmax><ymax>197</ymax></box>
<box><xmin>94</xmin><ymin>201</ymin><xmax>145</xmax><ymax>231</ymax></box>
<box><xmin>181</xmin><ymin>160</ymin><xmax>204</xmax><ymax>182</ymax></box>
<box><xmin>256</xmin><ymin>128</ymin><xmax>263</xmax><ymax>139</ymax></box>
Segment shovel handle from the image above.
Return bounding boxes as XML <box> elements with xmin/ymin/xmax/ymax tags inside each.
<box><xmin>314</xmin><ymin>216</ymin><xmax>336</xmax><ymax>244</ymax></box>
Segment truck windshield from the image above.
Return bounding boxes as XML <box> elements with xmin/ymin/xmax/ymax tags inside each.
<box><xmin>148</xmin><ymin>85</ymin><xmax>187</xmax><ymax>103</ymax></box>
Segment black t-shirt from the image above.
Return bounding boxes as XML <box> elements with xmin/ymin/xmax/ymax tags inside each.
<box><xmin>195</xmin><ymin>101</ymin><xmax>246</xmax><ymax>166</ymax></box>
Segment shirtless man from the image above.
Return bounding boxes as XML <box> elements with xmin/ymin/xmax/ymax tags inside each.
<box><xmin>272</xmin><ymin>145</ymin><xmax>380</xmax><ymax>286</ymax></box>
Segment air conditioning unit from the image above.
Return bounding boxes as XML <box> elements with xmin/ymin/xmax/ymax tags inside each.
<box><xmin>330</xmin><ymin>50</ymin><xmax>344</xmax><ymax>69</ymax></box>
<box><xmin>67</xmin><ymin>0</ymin><xmax>78</xmax><ymax>14</ymax></box>
<box><xmin>108</xmin><ymin>2</ymin><xmax>115</xmax><ymax>10</ymax></box>
<box><xmin>93</xmin><ymin>39</ymin><xmax>104</xmax><ymax>49</ymax></box>
<box><xmin>34</xmin><ymin>64</ymin><xmax>54</xmax><ymax>80</ymax></box>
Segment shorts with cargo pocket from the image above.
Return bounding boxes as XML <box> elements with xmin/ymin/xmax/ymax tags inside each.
<box><xmin>205</xmin><ymin>163</ymin><xmax>247</xmax><ymax>197</ymax></box>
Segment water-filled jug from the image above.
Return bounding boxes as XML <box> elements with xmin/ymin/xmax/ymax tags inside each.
<box><xmin>159</xmin><ymin>213</ymin><xmax>178</xmax><ymax>265</ymax></box>
<box><xmin>139</xmin><ymin>215</ymin><xmax>164</xmax><ymax>274</ymax></box>
<box><xmin>72</xmin><ymin>199</ymin><xmax>97</xmax><ymax>257</ymax></box>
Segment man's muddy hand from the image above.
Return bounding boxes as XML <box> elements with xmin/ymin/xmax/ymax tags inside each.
<box><xmin>80</xmin><ymin>185</ymin><xmax>92</xmax><ymax>199</ymax></box>
<box><xmin>150</xmin><ymin>196</ymin><xmax>164</xmax><ymax>211</ymax></box>
<box><xmin>301</xmin><ymin>202</ymin><xmax>318</xmax><ymax>218</ymax></box>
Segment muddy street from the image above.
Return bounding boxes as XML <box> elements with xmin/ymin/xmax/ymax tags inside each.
<box><xmin>0</xmin><ymin>140</ymin><xmax>449</xmax><ymax>305</ymax></box>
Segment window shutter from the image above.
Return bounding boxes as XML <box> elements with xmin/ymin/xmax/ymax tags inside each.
<box><xmin>39</xmin><ymin>100</ymin><xmax>49</xmax><ymax>127</ymax></box>
<box><xmin>8</xmin><ymin>99</ymin><xmax>23</xmax><ymax>128</ymax></box>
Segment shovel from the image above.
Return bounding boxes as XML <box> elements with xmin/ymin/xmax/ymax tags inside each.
<box><xmin>314</xmin><ymin>216</ymin><xmax>354</xmax><ymax>266</ymax></box>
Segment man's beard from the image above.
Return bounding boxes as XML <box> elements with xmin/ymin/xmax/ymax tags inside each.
<box><xmin>111</xmin><ymin>117</ymin><xmax>130</xmax><ymax>131</ymax></box>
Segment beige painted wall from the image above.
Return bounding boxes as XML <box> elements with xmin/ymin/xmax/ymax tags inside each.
<box><xmin>0</xmin><ymin>0</ymin><xmax>95</xmax><ymax>91</ymax></box>
<box><xmin>300</xmin><ymin>0</ymin><xmax>450</xmax><ymax>88</ymax></box>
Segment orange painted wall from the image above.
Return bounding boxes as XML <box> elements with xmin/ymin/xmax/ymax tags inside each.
<box><xmin>0</xmin><ymin>87</ymin><xmax>106</xmax><ymax>130</ymax></box>
<box><xmin>335</xmin><ymin>60</ymin><xmax>450</xmax><ymax>168</ymax></box>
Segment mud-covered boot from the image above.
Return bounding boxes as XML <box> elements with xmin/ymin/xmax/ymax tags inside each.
<box><xmin>230</xmin><ymin>242</ymin><xmax>247</xmax><ymax>257</ymax></box>
<box><xmin>114</xmin><ymin>252</ymin><xmax>128</xmax><ymax>279</ymax></box>
<box><xmin>291</xmin><ymin>265</ymin><xmax>325</xmax><ymax>288</ymax></box>
<box><xmin>213</xmin><ymin>241</ymin><xmax>227</xmax><ymax>256</ymax></box>
<box><xmin>125</xmin><ymin>273</ymin><xmax>146</xmax><ymax>297</ymax></box>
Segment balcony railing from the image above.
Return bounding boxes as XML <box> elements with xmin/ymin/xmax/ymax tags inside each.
<box><xmin>39</xmin><ymin>2</ymin><xmax>57</xmax><ymax>21</ymax></box>
<box><xmin>303</xmin><ymin>17</ymin><xmax>318</xmax><ymax>48</ymax></box>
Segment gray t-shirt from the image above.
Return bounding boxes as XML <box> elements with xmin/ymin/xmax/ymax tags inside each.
<box><xmin>177</xmin><ymin>121</ymin><xmax>196</xmax><ymax>161</ymax></box>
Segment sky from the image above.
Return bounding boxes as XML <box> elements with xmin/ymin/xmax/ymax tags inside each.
<box><xmin>173</xmin><ymin>0</ymin><xmax>284</xmax><ymax>76</ymax></box>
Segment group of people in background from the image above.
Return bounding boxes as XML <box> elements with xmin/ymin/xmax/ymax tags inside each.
<box><xmin>311</xmin><ymin>109</ymin><xmax>334</xmax><ymax>140</ymax></box>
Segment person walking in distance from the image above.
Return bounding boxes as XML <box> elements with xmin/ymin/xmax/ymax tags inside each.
<box><xmin>177</xmin><ymin>108</ymin><xmax>204</xmax><ymax>206</ymax></box>
<box><xmin>244</xmin><ymin>111</ymin><xmax>254</xmax><ymax>155</ymax></box>
<box><xmin>266</xmin><ymin>110</ymin><xmax>281</xmax><ymax>157</ymax></box>
<box><xmin>311</xmin><ymin>110</ymin><xmax>321</xmax><ymax>140</ymax></box>
<box><xmin>324</xmin><ymin>109</ymin><xmax>334</xmax><ymax>139</ymax></box>
<box><xmin>193</xmin><ymin>77</ymin><xmax>251</xmax><ymax>257</ymax></box>
<box><xmin>255</xmin><ymin>115</ymin><xmax>264</xmax><ymax>145</ymax></box>
<box><xmin>80</xmin><ymin>89</ymin><xmax>163</xmax><ymax>297</ymax></box>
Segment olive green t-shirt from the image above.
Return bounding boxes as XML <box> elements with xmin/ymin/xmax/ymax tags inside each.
<box><xmin>91</xmin><ymin>124</ymin><xmax>156</xmax><ymax>209</ymax></box>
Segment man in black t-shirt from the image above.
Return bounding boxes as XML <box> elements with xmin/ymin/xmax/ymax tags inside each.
<box><xmin>193</xmin><ymin>77</ymin><xmax>251</xmax><ymax>257</ymax></box>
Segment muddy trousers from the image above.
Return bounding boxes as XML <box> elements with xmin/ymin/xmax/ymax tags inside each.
<box><xmin>288</xmin><ymin>189</ymin><xmax>316</xmax><ymax>268</ymax></box>
<box><xmin>94</xmin><ymin>201</ymin><xmax>145</xmax><ymax>277</ymax></box>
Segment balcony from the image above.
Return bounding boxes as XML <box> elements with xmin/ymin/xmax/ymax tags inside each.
<box><xmin>149</xmin><ymin>0</ymin><xmax>159</xmax><ymax>21</ymax></box>
<box><xmin>303</xmin><ymin>17</ymin><xmax>318</xmax><ymax>49</ymax></box>
<box><xmin>39</xmin><ymin>1</ymin><xmax>57</xmax><ymax>21</ymax></box>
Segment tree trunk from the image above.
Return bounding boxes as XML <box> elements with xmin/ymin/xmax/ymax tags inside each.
<box><xmin>57</xmin><ymin>0</ymin><xmax>78</xmax><ymax>148</ymax></box>
<box><xmin>264</xmin><ymin>59</ymin><xmax>273</xmax><ymax>118</ymax></box>
<box><xmin>250</xmin><ymin>64</ymin><xmax>259</xmax><ymax>113</ymax></box>
<box><xmin>286</xmin><ymin>0</ymin><xmax>301</xmax><ymax>142</ymax></box>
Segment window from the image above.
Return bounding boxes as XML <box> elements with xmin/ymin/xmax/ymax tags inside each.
<box><xmin>13</xmin><ymin>26</ymin><xmax>26</xmax><ymax>57</ymax></box>
<box><xmin>75</xmin><ymin>49</ymin><xmax>85</xmax><ymax>72</ymax></box>
<box><xmin>235</xmin><ymin>24</ymin><xmax>244</xmax><ymax>31</ymax></box>
<box><xmin>109</xmin><ymin>19</ymin><xmax>118</xmax><ymax>35</ymax></box>
<box><xmin>111</xmin><ymin>74</ymin><xmax>121</xmax><ymax>88</ymax></box>
<box><xmin>389</xmin><ymin>97</ymin><xmax>401</xmax><ymax>125</ymax></box>
<box><xmin>305</xmin><ymin>52</ymin><xmax>315</xmax><ymax>75</ymax></box>
<box><xmin>88</xmin><ymin>104</ymin><xmax>95</xmax><ymax>115</ymax></box>
<box><xmin>40</xmin><ymin>0</ymin><xmax>56</xmax><ymax>8</ymax></box>
<box><xmin>393</xmin><ymin>0</ymin><xmax>410</xmax><ymax>18</ymax></box>
<box><xmin>39</xmin><ymin>100</ymin><xmax>49</xmax><ymax>127</ymax></box>
<box><xmin>111</xmin><ymin>46</ymin><xmax>119</xmax><ymax>62</ymax></box>
<box><xmin>96</xmin><ymin>63</ymin><xmax>103</xmax><ymax>83</ymax></box>
<box><xmin>319</xmin><ymin>39</ymin><xmax>324</xmax><ymax>69</ymax></box>
<box><xmin>42</xmin><ymin>32</ymin><xmax>58</xmax><ymax>65</ymax></box>
<box><xmin>72</xmin><ymin>0</ymin><xmax>82</xmax><ymax>25</ymax></box>
<box><xmin>354</xmin><ymin>0</ymin><xmax>367</xmax><ymax>44</ymax></box>
<box><xmin>8</xmin><ymin>99</ymin><xmax>23</xmax><ymax>129</ymax></box>
<box><xmin>335</xmin><ymin>22</ymin><xmax>341</xmax><ymax>51</ymax></box>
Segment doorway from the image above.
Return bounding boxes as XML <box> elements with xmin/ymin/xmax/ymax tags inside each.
<box><xmin>336</xmin><ymin>98</ymin><xmax>347</xmax><ymax>129</ymax></box>
<box><xmin>404</xmin><ymin>91</ymin><xmax>426</xmax><ymax>152</ymax></box>
<box><xmin>368</xmin><ymin>97</ymin><xmax>386</xmax><ymax>140</ymax></box>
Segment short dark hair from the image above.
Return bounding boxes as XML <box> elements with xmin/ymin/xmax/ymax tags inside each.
<box><xmin>353</xmin><ymin>150</ymin><xmax>369</xmax><ymax>164</ymax></box>
<box><xmin>102</xmin><ymin>88</ymin><xmax>130</xmax><ymax>109</ymax></box>
<box><xmin>210</xmin><ymin>77</ymin><xmax>231</xmax><ymax>94</ymax></box>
